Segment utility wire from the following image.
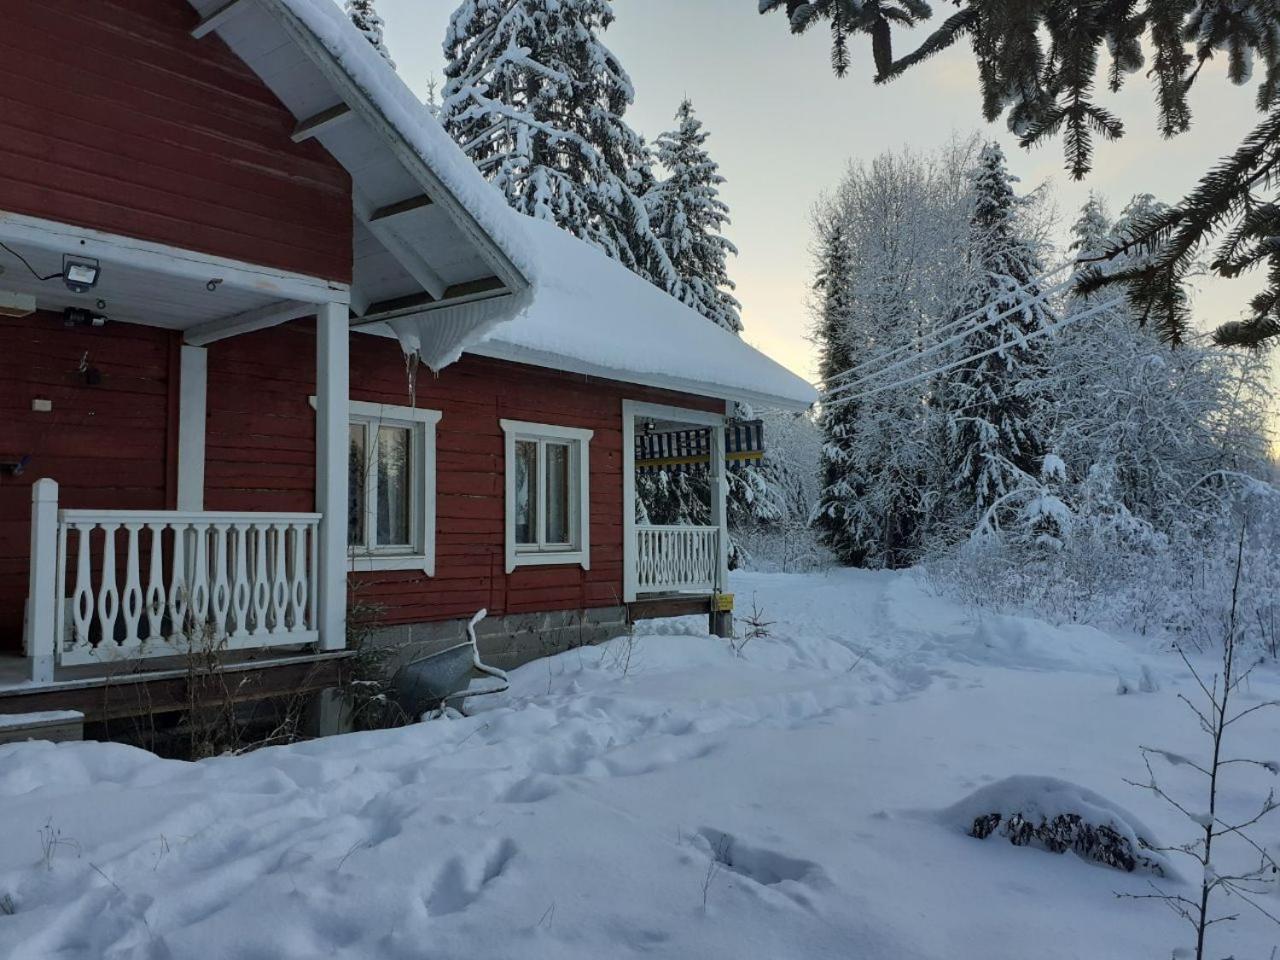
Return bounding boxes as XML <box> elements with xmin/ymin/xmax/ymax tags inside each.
<box><xmin>821</xmin><ymin>296</ymin><xmax>1126</xmax><ymax>410</ymax></box>
<box><xmin>823</xmin><ymin>274</ymin><xmax>1096</xmax><ymax>402</ymax></box>
<box><xmin>819</xmin><ymin>259</ymin><xmax>1078</xmax><ymax>388</ymax></box>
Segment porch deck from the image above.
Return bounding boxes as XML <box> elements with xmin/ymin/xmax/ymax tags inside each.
<box><xmin>0</xmin><ymin>648</ymin><xmax>353</xmax><ymax>724</ymax></box>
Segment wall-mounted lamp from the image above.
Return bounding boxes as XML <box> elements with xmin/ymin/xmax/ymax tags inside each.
<box><xmin>64</xmin><ymin>307</ymin><xmax>107</xmax><ymax>328</ymax></box>
<box><xmin>62</xmin><ymin>255</ymin><xmax>101</xmax><ymax>294</ymax></box>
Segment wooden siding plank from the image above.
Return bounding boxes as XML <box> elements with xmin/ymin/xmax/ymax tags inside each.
<box><xmin>0</xmin><ymin>0</ymin><xmax>351</xmax><ymax>281</ymax></box>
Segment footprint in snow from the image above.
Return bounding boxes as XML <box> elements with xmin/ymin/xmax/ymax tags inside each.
<box><xmin>696</xmin><ymin>828</ymin><xmax>830</xmax><ymax>910</ymax></box>
<box><xmin>500</xmin><ymin>775</ymin><xmax>560</xmax><ymax>804</ymax></box>
<box><xmin>424</xmin><ymin>838</ymin><xmax>518</xmax><ymax>916</ymax></box>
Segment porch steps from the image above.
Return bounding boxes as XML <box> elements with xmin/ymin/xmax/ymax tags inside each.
<box><xmin>0</xmin><ymin>709</ymin><xmax>84</xmax><ymax>744</ymax></box>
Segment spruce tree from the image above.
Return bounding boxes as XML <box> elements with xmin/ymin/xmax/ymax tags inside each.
<box><xmin>345</xmin><ymin>0</ymin><xmax>394</xmax><ymax>67</ymax></box>
<box><xmin>759</xmin><ymin>1</ymin><xmax>1280</xmax><ymax>347</ymax></box>
<box><xmin>1069</xmin><ymin>193</ymin><xmax>1111</xmax><ymax>263</ymax></box>
<box><xmin>646</xmin><ymin>100</ymin><xmax>742</xmax><ymax>333</ymax></box>
<box><xmin>810</xmin><ymin>212</ymin><xmax>866</xmax><ymax>565</ymax></box>
<box><xmin>440</xmin><ymin>0</ymin><xmax>678</xmax><ymax>292</ymax></box>
<box><xmin>811</xmin><ymin>142</ymin><xmax>978</xmax><ymax>567</ymax></box>
<box><xmin>941</xmin><ymin>143</ymin><xmax>1051</xmax><ymax>537</ymax></box>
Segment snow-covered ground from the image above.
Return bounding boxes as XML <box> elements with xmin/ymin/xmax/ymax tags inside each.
<box><xmin>2</xmin><ymin>569</ymin><xmax>1279</xmax><ymax>959</ymax></box>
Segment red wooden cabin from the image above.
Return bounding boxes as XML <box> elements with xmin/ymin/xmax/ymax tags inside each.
<box><xmin>0</xmin><ymin>0</ymin><xmax>813</xmax><ymax>725</ymax></box>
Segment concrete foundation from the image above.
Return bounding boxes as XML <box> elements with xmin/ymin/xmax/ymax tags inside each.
<box><xmin>361</xmin><ymin>606</ymin><xmax>631</xmax><ymax>678</ymax></box>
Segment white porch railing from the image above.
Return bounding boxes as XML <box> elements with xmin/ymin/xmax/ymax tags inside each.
<box><xmin>634</xmin><ymin>524</ymin><xmax>721</xmax><ymax>594</ymax></box>
<box><xmin>38</xmin><ymin>496</ymin><xmax>322</xmax><ymax>665</ymax></box>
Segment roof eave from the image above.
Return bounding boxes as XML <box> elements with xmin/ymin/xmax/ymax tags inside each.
<box><xmin>464</xmin><ymin>338</ymin><xmax>816</xmax><ymax>412</ymax></box>
<box><xmin>254</xmin><ymin>0</ymin><xmax>533</xmax><ymax>302</ymax></box>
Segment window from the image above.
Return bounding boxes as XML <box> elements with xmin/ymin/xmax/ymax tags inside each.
<box><xmin>500</xmin><ymin>419</ymin><xmax>592</xmax><ymax>572</ymax></box>
<box><xmin>314</xmin><ymin>398</ymin><xmax>441</xmax><ymax>573</ymax></box>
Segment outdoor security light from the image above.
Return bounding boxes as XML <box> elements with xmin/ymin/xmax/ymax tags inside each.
<box><xmin>62</xmin><ymin>255</ymin><xmax>100</xmax><ymax>294</ymax></box>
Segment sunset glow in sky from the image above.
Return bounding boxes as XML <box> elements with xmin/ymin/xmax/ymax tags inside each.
<box><xmin>378</xmin><ymin>0</ymin><xmax>1270</xmax><ymax>388</ymax></box>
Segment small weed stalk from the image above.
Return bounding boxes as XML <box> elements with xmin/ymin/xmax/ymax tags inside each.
<box><xmin>598</xmin><ymin>624</ymin><xmax>640</xmax><ymax>676</ymax></box>
<box><xmin>182</xmin><ymin>621</ymin><xmax>240</xmax><ymax>758</ymax></box>
<box><xmin>1122</xmin><ymin>525</ymin><xmax>1280</xmax><ymax>959</ymax></box>
<box><xmin>731</xmin><ymin>594</ymin><xmax>774</xmax><ymax>657</ymax></box>
<box><xmin>342</xmin><ymin>578</ymin><xmax>411</xmax><ymax>731</ymax></box>
<box><xmin>702</xmin><ymin>833</ymin><xmax>733</xmax><ymax>909</ymax></box>
<box><xmin>38</xmin><ymin>819</ymin><xmax>80</xmax><ymax>871</ymax></box>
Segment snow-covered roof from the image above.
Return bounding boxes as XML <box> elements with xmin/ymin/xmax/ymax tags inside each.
<box><xmin>466</xmin><ymin>217</ymin><xmax>816</xmax><ymax>410</ymax></box>
<box><xmin>191</xmin><ymin>0</ymin><xmax>816</xmax><ymax>411</ymax></box>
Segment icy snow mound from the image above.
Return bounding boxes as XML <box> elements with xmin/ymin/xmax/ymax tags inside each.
<box><xmin>940</xmin><ymin>776</ymin><xmax>1171</xmax><ymax>876</ymax></box>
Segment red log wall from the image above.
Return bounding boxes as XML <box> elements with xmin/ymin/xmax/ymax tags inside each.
<box><xmin>203</xmin><ymin>321</ymin><xmax>722</xmax><ymax>625</ymax></box>
<box><xmin>0</xmin><ymin>312</ymin><xmax>179</xmax><ymax>650</ymax></box>
<box><xmin>0</xmin><ymin>316</ymin><xmax>721</xmax><ymax>651</ymax></box>
<box><xmin>0</xmin><ymin>0</ymin><xmax>352</xmax><ymax>282</ymax></box>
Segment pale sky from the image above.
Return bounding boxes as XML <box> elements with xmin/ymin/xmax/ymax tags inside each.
<box><xmin>376</xmin><ymin>0</ymin><xmax>1268</xmax><ymax>386</ymax></box>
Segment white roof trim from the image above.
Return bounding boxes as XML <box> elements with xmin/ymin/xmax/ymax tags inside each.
<box><xmin>469</xmin><ymin>338</ymin><xmax>814</xmax><ymax>412</ymax></box>
<box><xmin>0</xmin><ymin>210</ymin><xmax>349</xmax><ymax>305</ymax></box>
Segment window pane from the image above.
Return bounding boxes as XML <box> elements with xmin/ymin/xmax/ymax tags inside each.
<box><xmin>546</xmin><ymin>442</ymin><xmax>572</xmax><ymax>545</ymax></box>
<box><xmin>348</xmin><ymin>424</ymin><xmax>366</xmax><ymax>546</ymax></box>
<box><xmin>377</xmin><ymin>426</ymin><xmax>412</xmax><ymax>546</ymax></box>
<box><xmin>514</xmin><ymin>440</ymin><xmax>538</xmax><ymax>545</ymax></box>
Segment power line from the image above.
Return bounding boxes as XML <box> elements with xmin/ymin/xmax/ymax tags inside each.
<box><xmin>821</xmin><ymin>295</ymin><xmax>1126</xmax><ymax>410</ymax></box>
<box><xmin>819</xmin><ymin>259</ymin><xmax>1078</xmax><ymax>389</ymax></box>
<box><xmin>823</xmin><ymin>273</ymin><xmax>1097</xmax><ymax>402</ymax></box>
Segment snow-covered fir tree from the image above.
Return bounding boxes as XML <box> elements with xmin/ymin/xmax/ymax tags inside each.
<box><xmin>345</xmin><ymin>0</ymin><xmax>394</xmax><ymax>67</ymax></box>
<box><xmin>812</xmin><ymin>142</ymin><xmax>976</xmax><ymax>567</ymax></box>
<box><xmin>440</xmin><ymin>0</ymin><xmax>677</xmax><ymax>292</ymax></box>
<box><xmin>1048</xmin><ymin>193</ymin><xmax>1272</xmax><ymax>546</ymax></box>
<box><xmin>811</xmin><ymin>209</ymin><xmax>865</xmax><ymax>564</ymax></box>
<box><xmin>938</xmin><ymin>142</ymin><xmax>1053</xmax><ymax>539</ymax></box>
<box><xmin>424</xmin><ymin>74</ymin><xmax>441</xmax><ymax>117</ymax></box>
<box><xmin>645</xmin><ymin>99</ymin><xmax>742</xmax><ymax>333</ymax></box>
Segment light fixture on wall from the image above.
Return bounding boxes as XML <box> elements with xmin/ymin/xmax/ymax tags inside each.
<box><xmin>62</xmin><ymin>255</ymin><xmax>101</xmax><ymax>294</ymax></box>
<box><xmin>63</xmin><ymin>307</ymin><xmax>108</xmax><ymax>328</ymax></box>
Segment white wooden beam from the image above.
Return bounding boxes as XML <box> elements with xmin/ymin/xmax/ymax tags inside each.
<box><xmin>192</xmin><ymin>0</ymin><xmax>251</xmax><ymax>39</ymax></box>
<box><xmin>0</xmin><ymin>210</ymin><xmax>349</xmax><ymax>306</ymax></box>
<box><xmin>260</xmin><ymin>0</ymin><xmax>530</xmax><ymax>296</ymax></box>
<box><xmin>177</xmin><ymin>346</ymin><xmax>208</xmax><ymax>511</ymax></box>
<box><xmin>622</xmin><ymin>401</ymin><xmax>639</xmax><ymax>603</ymax></box>
<box><xmin>23</xmin><ymin>478</ymin><xmax>58</xmax><ymax>683</ymax></box>
<box><xmin>291</xmin><ymin>103</ymin><xmax>353</xmax><ymax>143</ymax></box>
<box><xmin>183</xmin><ymin>299</ymin><xmax>316</xmax><ymax>347</ymax></box>
<box><xmin>351</xmin><ymin>277</ymin><xmax>507</xmax><ymax>325</ymax></box>
<box><xmin>353</xmin><ymin>191</ymin><xmax>447</xmax><ymax>300</ymax></box>
<box><xmin>315</xmin><ymin>302</ymin><xmax>350</xmax><ymax>652</ymax></box>
<box><xmin>709</xmin><ymin>421</ymin><xmax>730</xmax><ymax>596</ymax></box>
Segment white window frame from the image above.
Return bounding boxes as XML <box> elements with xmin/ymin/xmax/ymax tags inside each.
<box><xmin>311</xmin><ymin>397</ymin><xmax>441</xmax><ymax>573</ymax></box>
<box><xmin>500</xmin><ymin>419</ymin><xmax>592</xmax><ymax>573</ymax></box>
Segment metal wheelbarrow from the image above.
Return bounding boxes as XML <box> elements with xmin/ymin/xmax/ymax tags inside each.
<box><xmin>390</xmin><ymin>609</ymin><xmax>509</xmax><ymax>719</ymax></box>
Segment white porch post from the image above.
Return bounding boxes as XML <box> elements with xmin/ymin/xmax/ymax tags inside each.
<box><xmin>621</xmin><ymin>400</ymin><xmax>638</xmax><ymax>603</ymax></box>
<box><xmin>176</xmin><ymin>344</ymin><xmax>208</xmax><ymax>511</ymax></box>
<box><xmin>315</xmin><ymin>303</ymin><xmax>349</xmax><ymax>651</ymax></box>
<box><xmin>708</xmin><ymin>420</ymin><xmax>732</xmax><ymax>638</ymax></box>
<box><xmin>24</xmin><ymin>478</ymin><xmax>58</xmax><ymax>683</ymax></box>
<box><xmin>709</xmin><ymin>421</ymin><xmax>730</xmax><ymax>594</ymax></box>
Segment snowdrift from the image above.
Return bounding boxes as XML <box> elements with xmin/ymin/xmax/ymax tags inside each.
<box><xmin>940</xmin><ymin>775</ymin><xmax>1171</xmax><ymax>876</ymax></box>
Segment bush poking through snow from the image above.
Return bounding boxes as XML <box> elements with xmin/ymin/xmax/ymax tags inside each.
<box><xmin>969</xmin><ymin>811</ymin><xmax>1165</xmax><ymax>875</ymax></box>
<box><xmin>942</xmin><ymin>776</ymin><xmax>1169</xmax><ymax>876</ymax></box>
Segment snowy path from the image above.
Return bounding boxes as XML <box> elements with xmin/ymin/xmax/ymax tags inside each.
<box><xmin>2</xmin><ymin>569</ymin><xmax>1278</xmax><ymax>959</ymax></box>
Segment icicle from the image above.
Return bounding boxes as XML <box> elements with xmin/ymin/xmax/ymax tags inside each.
<box><xmin>404</xmin><ymin>350</ymin><xmax>420</xmax><ymax>409</ymax></box>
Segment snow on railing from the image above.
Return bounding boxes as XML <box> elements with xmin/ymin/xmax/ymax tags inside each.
<box><xmin>634</xmin><ymin>524</ymin><xmax>720</xmax><ymax>594</ymax></box>
<box><xmin>52</xmin><ymin>507</ymin><xmax>321</xmax><ymax>665</ymax></box>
